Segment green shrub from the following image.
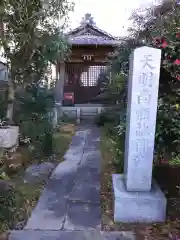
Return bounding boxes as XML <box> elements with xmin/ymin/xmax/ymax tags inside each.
<box><xmin>102</xmin><ymin>120</ymin><xmax>126</xmax><ymax>173</ymax></box>
<box><xmin>20</xmin><ymin>117</ymin><xmax>53</xmax><ymax>158</ymax></box>
<box><xmin>0</xmin><ymin>182</ymin><xmax>16</xmax><ymax>230</ymax></box>
<box><xmin>14</xmin><ymin>84</ymin><xmax>54</xmax><ymax>158</ymax></box>
<box><xmin>95</xmin><ymin>106</ymin><xmax>125</xmax><ymax>127</ymax></box>
<box><xmin>154</xmin><ymin>94</ymin><xmax>180</xmax><ymax>161</ymax></box>
<box><xmin>95</xmin><ymin>112</ymin><xmax>115</xmax><ymax>127</ymax></box>
<box><xmin>0</xmin><ymin>89</ymin><xmax>8</xmax><ymax>119</ymax></box>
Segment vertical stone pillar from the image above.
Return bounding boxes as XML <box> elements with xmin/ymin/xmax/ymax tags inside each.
<box><xmin>124</xmin><ymin>47</ymin><xmax>161</xmax><ymax>192</ymax></box>
<box><xmin>112</xmin><ymin>47</ymin><xmax>167</xmax><ymax>223</ymax></box>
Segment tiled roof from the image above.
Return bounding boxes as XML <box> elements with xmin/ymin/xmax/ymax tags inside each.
<box><xmin>68</xmin><ymin>35</ymin><xmax>120</xmax><ymax>46</ymax></box>
<box><xmin>67</xmin><ymin>16</ymin><xmax>121</xmax><ymax>46</ymax></box>
<box><xmin>68</xmin><ymin>23</ymin><xmax>116</xmax><ymax>40</ymax></box>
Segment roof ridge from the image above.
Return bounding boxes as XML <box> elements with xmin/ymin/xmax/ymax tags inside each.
<box><xmin>67</xmin><ymin>23</ymin><xmax>117</xmax><ymax>40</ymax></box>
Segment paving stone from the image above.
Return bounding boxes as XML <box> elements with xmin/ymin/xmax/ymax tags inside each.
<box><xmin>47</xmin><ymin>175</ymin><xmax>75</xmax><ymax>197</ymax></box>
<box><xmin>64</xmin><ymin>202</ymin><xmax>101</xmax><ymax>230</ymax></box>
<box><xmin>70</xmin><ymin>135</ymin><xmax>85</xmax><ymax>147</ymax></box>
<box><xmin>25</xmin><ymin>197</ymin><xmax>67</xmax><ymax>229</ymax></box>
<box><xmin>51</xmin><ymin>158</ymin><xmax>80</xmax><ymax>179</ymax></box>
<box><xmin>25</xmin><ymin>171</ymin><xmax>77</xmax><ymax>229</ymax></box>
<box><xmin>74</xmin><ymin>171</ymin><xmax>100</xmax><ymax>185</ymax></box>
<box><xmin>82</xmin><ymin>150</ymin><xmax>101</xmax><ymax>163</ymax></box>
<box><xmin>74</xmin><ymin>165</ymin><xmax>100</xmax><ymax>184</ymax></box>
<box><xmin>63</xmin><ymin>147</ymin><xmax>84</xmax><ymax>161</ymax></box>
<box><xmin>9</xmin><ymin>230</ymin><xmax>87</xmax><ymax>240</ymax></box>
<box><xmin>81</xmin><ymin>156</ymin><xmax>101</xmax><ymax>167</ymax></box>
<box><xmin>24</xmin><ymin>162</ymin><xmax>55</xmax><ymax>184</ymax></box>
<box><xmin>81</xmin><ymin>156</ymin><xmax>101</xmax><ymax>171</ymax></box>
<box><xmin>9</xmin><ymin>230</ymin><xmax>135</xmax><ymax>240</ymax></box>
<box><xmin>102</xmin><ymin>231</ymin><xmax>135</xmax><ymax>240</ymax></box>
<box><xmin>70</xmin><ymin>182</ymin><xmax>100</xmax><ymax>203</ymax></box>
<box><xmin>84</xmin><ymin>230</ymin><xmax>103</xmax><ymax>240</ymax></box>
<box><xmin>84</xmin><ymin>137</ymin><xmax>100</xmax><ymax>146</ymax></box>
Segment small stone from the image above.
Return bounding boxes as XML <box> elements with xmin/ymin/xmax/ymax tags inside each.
<box><xmin>24</xmin><ymin>162</ymin><xmax>55</xmax><ymax>183</ymax></box>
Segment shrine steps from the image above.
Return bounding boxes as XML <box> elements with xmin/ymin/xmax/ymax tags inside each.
<box><xmin>61</xmin><ymin>104</ymin><xmax>108</xmax><ymax>121</ymax></box>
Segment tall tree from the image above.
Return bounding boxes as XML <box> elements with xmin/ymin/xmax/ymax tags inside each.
<box><xmin>0</xmin><ymin>0</ymin><xmax>74</xmax><ymax>123</ymax></box>
<box><xmin>128</xmin><ymin>0</ymin><xmax>180</xmax><ymax>79</ymax></box>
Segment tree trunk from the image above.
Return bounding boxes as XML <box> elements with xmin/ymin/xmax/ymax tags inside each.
<box><xmin>6</xmin><ymin>79</ymin><xmax>15</xmax><ymax>124</ymax></box>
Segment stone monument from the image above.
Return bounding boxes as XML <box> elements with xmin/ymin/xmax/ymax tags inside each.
<box><xmin>112</xmin><ymin>46</ymin><xmax>167</xmax><ymax>223</ymax></box>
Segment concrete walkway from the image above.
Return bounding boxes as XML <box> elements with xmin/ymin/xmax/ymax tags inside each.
<box><xmin>25</xmin><ymin>124</ymin><xmax>101</xmax><ymax>230</ymax></box>
<box><xmin>9</xmin><ymin>124</ymin><xmax>135</xmax><ymax>240</ymax></box>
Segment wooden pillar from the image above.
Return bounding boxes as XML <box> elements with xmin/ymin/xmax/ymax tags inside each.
<box><xmin>54</xmin><ymin>61</ymin><xmax>65</xmax><ymax>120</ymax></box>
<box><xmin>109</xmin><ymin>71</ymin><xmax>112</xmax><ymax>84</ymax></box>
<box><xmin>55</xmin><ymin>61</ymin><xmax>65</xmax><ymax>104</ymax></box>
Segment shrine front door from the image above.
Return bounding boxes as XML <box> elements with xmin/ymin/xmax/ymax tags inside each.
<box><xmin>64</xmin><ymin>62</ymin><xmax>107</xmax><ymax>104</ymax></box>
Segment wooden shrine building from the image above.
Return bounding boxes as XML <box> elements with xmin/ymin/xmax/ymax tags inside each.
<box><xmin>55</xmin><ymin>14</ymin><xmax>120</xmax><ymax>106</ymax></box>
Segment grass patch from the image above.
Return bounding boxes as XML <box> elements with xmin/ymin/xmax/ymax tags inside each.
<box><xmin>53</xmin><ymin>123</ymin><xmax>76</xmax><ymax>162</ymax></box>
<box><xmin>100</xmin><ymin>127</ymin><xmax>180</xmax><ymax>239</ymax></box>
<box><xmin>100</xmin><ymin>129</ymin><xmax>117</xmax><ymax>230</ymax></box>
<box><xmin>0</xmin><ymin>181</ymin><xmax>43</xmax><ymax>232</ymax></box>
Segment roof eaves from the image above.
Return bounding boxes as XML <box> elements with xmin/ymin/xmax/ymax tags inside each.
<box><xmin>67</xmin><ymin>23</ymin><xmax>117</xmax><ymax>40</ymax></box>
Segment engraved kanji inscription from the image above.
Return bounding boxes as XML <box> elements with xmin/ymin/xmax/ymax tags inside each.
<box><xmin>137</xmin><ymin>94</ymin><xmax>151</xmax><ymax>105</ymax></box>
<box><xmin>137</xmin><ymin>88</ymin><xmax>152</xmax><ymax>105</ymax></box>
<box><xmin>136</xmin><ymin>108</ymin><xmax>150</xmax><ymax>121</ymax></box>
<box><xmin>136</xmin><ymin>122</ymin><xmax>141</xmax><ymax>129</ymax></box>
<box><xmin>136</xmin><ymin>128</ymin><xmax>149</xmax><ymax>137</ymax></box>
<box><xmin>139</xmin><ymin>72</ymin><xmax>156</xmax><ymax>87</ymax></box>
<box><xmin>136</xmin><ymin>130</ymin><xmax>144</xmax><ymax>137</ymax></box>
<box><xmin>140</xmin><ymin>54</ymin><xmax>155</xmax><ymax>70</ymax></box>
<box><xmin>135</xmin><ymin>138</ymin><xmax>149</xmax><ymax>155</ymax></box>
<box><xmin>132</xmin><ymin>155</ymin><xmax>141</xmax><ymax>167</ymax></box>
<box><xmin>136</xmin><ymin>122</ymin><xmax>149</xmax><ymax>129</ymax></box>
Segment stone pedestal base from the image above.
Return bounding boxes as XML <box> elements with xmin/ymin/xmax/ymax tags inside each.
<box><xmin>0</xmin><ymin>126</ymin><xmax>19</xmax><ymax>149</ymax></box>
<box><xmin>112</xmin><ymin>174</ymin><xmax>167</xmax><ymax>223</ymax></box>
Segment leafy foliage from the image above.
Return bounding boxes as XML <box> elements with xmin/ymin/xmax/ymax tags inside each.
<box><xmin>109</xmin><ymin>38</ymin><xmax>143</xmax><ymax>75</ymax></box>
<box><xmin>101</xmin><ymin>121</ymin><xmax>125</xmax><ymax>173</ymax></box>
<box><xmin>0</xmin><ymin>0</ymin><xmax>74</xmax><ymax>154</ymax></box>
<box><xmin>95</xmin><ymin>73</ymin><xmax>127</xmax><ymax>126</ymax></box>
<box><xmin>0</xmin><ymin>0</ymin><xmax>74</xmax><ymax>121</ymax></box>
<box><xmin>0</xmin><ymin>182</ymin><xmax>16</xmax><ymax>230</ymax></box>
<box><xmin>14</xmin><ymin>84</ymin><xmax>54</xmax><ymax>158</ymax></box>
<box><xmin>107</xmin><ymin>0</ymin><xmax>180</xmax><ymax>162</ymax></box>
<box><xmin>128</xmin><ymin>0</ymin><xmax>180</xmax><ymax>79</ymax></box>
<box><xmin>15</xmin><ymin>83</ymin><xmax>54</xmax><ymax>117</ymax></box>
<box><xmin>0</xmin><ymin>89</ymin><xmax>8</xmax><ymax>118</ymax></box>
<box><xmin>155</xmin><ymin>69</ymin><xmax>180</xmax><ymax>159</ymax></box>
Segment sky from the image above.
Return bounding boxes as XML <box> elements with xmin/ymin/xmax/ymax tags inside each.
<box><xmin>68</xmin><ymin>0</ymin><xmax>160</xmax><ymax>37</ymax></box>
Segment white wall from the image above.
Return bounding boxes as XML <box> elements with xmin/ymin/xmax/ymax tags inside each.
<box><xmin>0</xmin><ymin>47</ymin><xmax>6</xmax><ymax>64</ymax></box>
